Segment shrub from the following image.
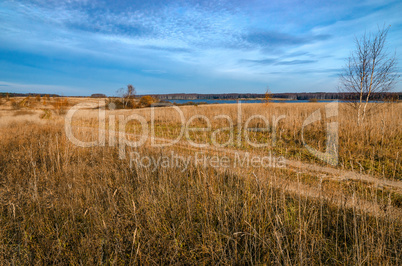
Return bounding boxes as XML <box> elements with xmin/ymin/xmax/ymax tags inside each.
<box><xmin>51</xmin><ymin>98</ymin><xmax>69</xmax><ymax>115</ymax></box>
<box><xmin>43</xmin><ymin>95</ymin><xmax>50</xmax><ymax>105</ymax></box>
<box><xmin>10</xmin><ymin>99</ymin><xmax>20</xmax><ymax>110</ymax></box>
<box><xmin>139</xmin><ymin>95</ymin><xmax>157</xmax><ymax>107</ymax></box>
<box><xmin>107</xmin><ymin>98</ymin><xmax>137</xmax><ymax>109</ymax></box>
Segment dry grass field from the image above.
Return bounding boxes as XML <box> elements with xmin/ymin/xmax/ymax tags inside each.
<box><xmin>0</xmin><ymin>96</ymin><xmax>401</xmax><ymax>264</ymax></box>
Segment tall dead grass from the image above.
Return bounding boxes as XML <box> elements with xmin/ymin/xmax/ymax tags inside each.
<box><xmin>0</xmin><ymin>122</ymin><xmax>401</xmax><ymax>264</ymax></box>
<box><xmin>73</xmin><ymin>102</ymin><xmax>401</xmax><ymax>179</ymax></box>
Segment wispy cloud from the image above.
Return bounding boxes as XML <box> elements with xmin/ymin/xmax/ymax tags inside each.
<box><xmin>244</xmin><ymin>31</ymin><xmax>331</xmax><ymax>48</ymax></box>
<box><xmin>140</xmin><ymin>45</ymin><xmax>192</xmax><ymax>53</ymax></box>
<box><xmin>241</xmin><ymin>58</ymin><xmax>317</xmax><ymax>66</ymax></box>
<box><xmin>240</xmin><ymin>58</ymin><xmax>278</xmax><ymax>65</ymax></box>
<box><xmin>269</xmin><ymin>68</ymin><xmax>342</xmax><ymax>75</ymax></box>
<box><xmin>276</xmin><ymin>59</ymin><xmax>317</xmax><ymax>65</ymax></box>
<box><xmin>0</xmin><ymin>80</ymin><xmax>85</xmax><ymax>95</ymax></box>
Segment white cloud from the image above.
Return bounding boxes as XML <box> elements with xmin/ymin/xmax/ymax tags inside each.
<box><xmin>0</xmin><ymin>80</ymin><xmax>85</xmax><ymax>95</ymax></box>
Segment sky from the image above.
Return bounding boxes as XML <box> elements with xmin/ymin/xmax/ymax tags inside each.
<box><xmin>0</xmin><ymin>0</ymin><xmax>401</xmax><ymax>96</ymax></box>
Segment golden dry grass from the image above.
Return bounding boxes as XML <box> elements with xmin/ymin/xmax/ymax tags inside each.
<box><xmin>73</xmin><ymin>101</ymin><xmax>402</xmax><ymax>178</ymax></box>
<box><xmin>0</xmin><ymin>98</ymin><xmax>401</xmax><ymax>264</ymax></box>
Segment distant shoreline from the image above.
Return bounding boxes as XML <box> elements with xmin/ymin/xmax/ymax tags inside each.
<box><xmin>1</xmin><ymin>92</ymin><xmax>401</xmax><ymax>101</ymax></box>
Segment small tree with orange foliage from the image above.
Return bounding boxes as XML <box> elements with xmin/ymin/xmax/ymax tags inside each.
<box><xmin>264</xmin><ymin>86</ymin><xmax>273</xmax><ymax>105</ymax></box>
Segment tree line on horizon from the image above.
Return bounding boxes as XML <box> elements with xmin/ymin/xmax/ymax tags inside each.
<box><xmin>2</xmin><ymin>91</ymin><xmax>401</xmax><ymax>101</ymax></box>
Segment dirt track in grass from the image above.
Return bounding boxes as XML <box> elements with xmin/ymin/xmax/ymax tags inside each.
<box><xmin>73</xmin><ymin>126</ymin><xmax>402</xmax><ymax>217</ymax></box>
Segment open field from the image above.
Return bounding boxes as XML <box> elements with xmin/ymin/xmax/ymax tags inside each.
<box><xmin>0</xmin><ymin>96</ymin><xmax>401</xmax><ymax>264</ymax></box>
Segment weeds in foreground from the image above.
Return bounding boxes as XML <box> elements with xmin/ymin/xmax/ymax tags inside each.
<box><xmin>0</xmin><ymin>123</ymin><xmax>401</xmax><ymax>264</ymax></box>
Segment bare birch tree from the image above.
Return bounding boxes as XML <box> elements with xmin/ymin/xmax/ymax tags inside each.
<box><xmin>117</xmin><ymin>84</ymin><xmax>136</xmax><ymax>108</ymax></box>
<box><xmin>339</xmin><ymin>26</ymin><xmax>399</xmax><ymax>125</ymax></box>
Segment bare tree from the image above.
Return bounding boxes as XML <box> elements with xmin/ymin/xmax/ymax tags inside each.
<box><xmin>117</xmin><ymin>84</ymin><xmax>136</xmax><ymax>108</ymax></box>
<box><xmin>339</xmin><ymin>25</ymin><xmax>399</xmax><ymax>124</ymax></box>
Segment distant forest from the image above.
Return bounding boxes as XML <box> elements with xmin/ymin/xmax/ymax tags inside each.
<box><xmin>2</xmin><ymin>92</ymin><xmax>401</xmax><ymax>101</ymax></box>
<box><xmin>146</xmin><ymin>92</ymin><xmax>402</xmax><ymax>101</ymax></box>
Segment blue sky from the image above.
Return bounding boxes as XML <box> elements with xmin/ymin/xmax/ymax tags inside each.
<box><xmin>0</xmin><ymin>0</ymin><xmax>401</xmax><ymax>96</ymax></box>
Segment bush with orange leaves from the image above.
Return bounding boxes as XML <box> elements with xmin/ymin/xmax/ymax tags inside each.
<box><xmin>139</xmin><ymin>95</ymin><xmax>157</xmax><ymax>107</ymax></box>
<box><xmin>51</xmin><ymin>98</ymin><xmax>69</xmax><ymax>115</ymax></box>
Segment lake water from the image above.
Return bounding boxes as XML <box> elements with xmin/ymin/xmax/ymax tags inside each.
<box><xmin>167</xmin><ymin>99</ymin><xmax>338</xmax><ymax>104</ymax></box>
